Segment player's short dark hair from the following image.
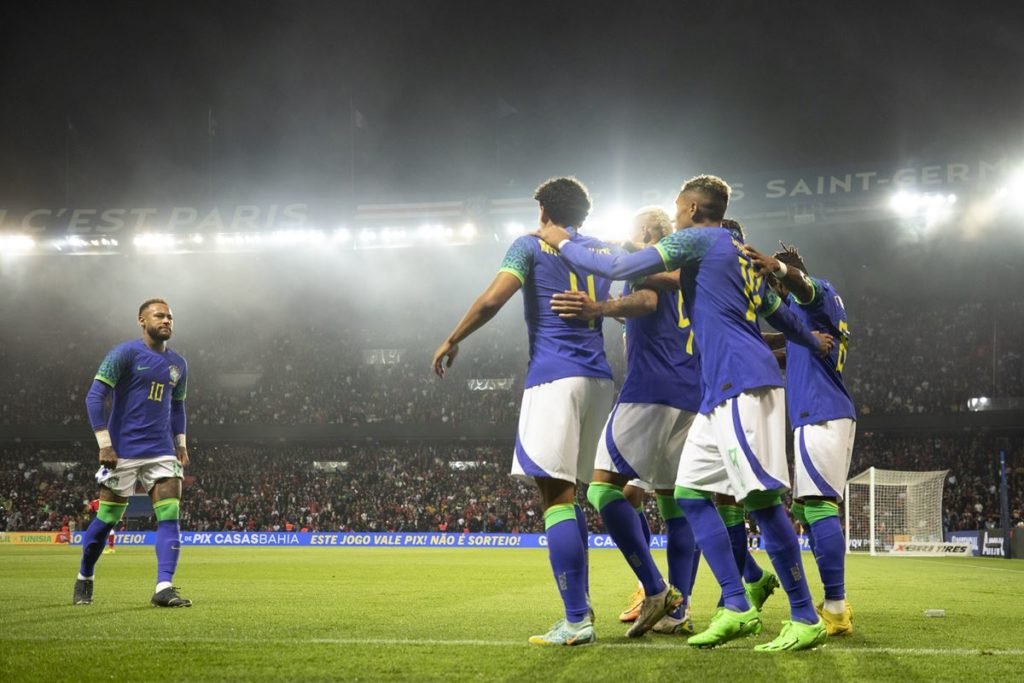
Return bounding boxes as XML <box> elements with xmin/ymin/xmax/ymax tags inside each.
<box><xmin>681</xmin><ymin>174</ymin><xmax>730</xmax><ymax>222</ymax></box>
<box><xmin>139</xmin><ymin>298</ymin><xmax>169</xmax><ymax>317</ymax></box>
<box><xmin>773</xmin><ymin>242</ymin><xmax>807</xmax><ymax>273</ymax></box>
<box><xmin>721</xmin><ymin>218</ymin><xmax>745</xmax><ymax>242</ymax></box>
<box><xmin>534</xmin><ymin>176</ymin><xmax>592</xmax><ymax>228</ymax></box>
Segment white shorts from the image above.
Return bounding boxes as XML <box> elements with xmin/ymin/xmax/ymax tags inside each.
<box><xmin>676</xmin><ymin>387</ymin><xmax>789</xmax><ymax>501</ymax></box>
<box><xmin>99</xmin><ymin>456</ymin><xmax>181</xmax><ymax>498</ymax></box>
<box><xmin>595</xmin><ymin>402</ymin><xmax>695</xmax><ymax>490</ymax></box>
<box><xmin>512</xmin><ymin>376</ymin><xmax>615</xmax><ymax>484</ymax></box>
<box><xmin>793</xmin><ymin>419</ymin><xmax>857</xmax><ymax>501</ymax></box>
<box><xmin>626</xmin><ymin>479</ymin><xmax>653</xmax><ymax>493</ymax></box>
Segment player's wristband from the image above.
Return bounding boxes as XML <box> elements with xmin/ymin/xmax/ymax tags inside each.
<box><xmin>772</xmin><ymin>261</ymin><xmax>788</xmax><ymax>278</ymax></box>
<box><xmin>557</xmin><ymin>239</ymin><xmax>570</xmax><ymax>250</ymax></box>
<box><xmin>174</xmin><ymin>434</ymin><xmax>186</xmax><ymax>448</ymax></box>
<box><xmin>95</xmin><ymin>430</ymin><xmax>112</xmax><ymax>449</ymax></box>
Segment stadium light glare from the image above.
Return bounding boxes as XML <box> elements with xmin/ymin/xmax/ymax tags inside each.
<box><xmin>0</xmin><ymin>234</ymin><xmax>36</xmax><ymax>254</ymax></box>
<box><xmin>191</xmin><ymin>234</ymin><xmax>204</xmax><ymax>244</ymax></box>
<box><xmin>889</xmin><ymin>191</ymin><xmax>958</xmax><ymax>226</ymax></box>
<box><xmin>333</xmin><ymin>228</ymin><xmax>351</xmax><ymax>243</ymax></box>
<box><xmin>459</xmin><ymin>222</ymin><xmax>477</xmax><ymax>240</ymax></box>
<box><xmin>359</xmin><ymin>228</ymin><xmax>377</xmax><ymax>243</ymax></box>
<box><xmin>133</xmin><ymin>233</ymin><xmax>177</xmax><ymax>250</ymax></box>
<box><xmin>503</xmin><ymin>221</ymin><xmax>525</xmax><ymax>237</ymax></box>
<box><xmin>995</xmin><ymin>167</ymin><xmax>1024</xmax><ymax>212</ymax></box>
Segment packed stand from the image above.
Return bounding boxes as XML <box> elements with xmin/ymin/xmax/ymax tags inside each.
<box><xmin>2</xmin><ymin>436</ymin><xmax>1020</xmax><ymax>535</ymax></box>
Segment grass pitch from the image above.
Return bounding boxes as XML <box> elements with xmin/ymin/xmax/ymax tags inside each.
<box><xmin>1</xmin><ymin>546</ymin><xmax>1022</xmax><ymax>681</ymax></box>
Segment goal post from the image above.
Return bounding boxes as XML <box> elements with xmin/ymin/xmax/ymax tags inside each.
<box><xmin>845</xmin><ymin>467</ymin><xmax>948</xmax><ymax>556</ymax></box>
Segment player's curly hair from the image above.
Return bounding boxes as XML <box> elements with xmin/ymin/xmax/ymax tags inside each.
<box><xmin>138</xmin><ymin>298</ymin><xmax>169</xmax><ymax>317</ymax></box>
<box><xmin>681</xmin><ymin>174</ymin><xmax>731</xmax><ymax>222</ymax></box>
<box><xmin>534</xmin><ymin>176</ymin><xmax>592</xmax><ymax>228</ymax></box>
<box><xmin>721</xmin><ymin>218</ymin><xmax>746</xmax><ymax>242</ymax></box>
<box><xmin>773</xmin><ymin>241</ymin><xmax>807</xmax><ymax>273</ymax></box>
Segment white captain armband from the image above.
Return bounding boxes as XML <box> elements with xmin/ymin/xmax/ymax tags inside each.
<box><xmin>175</xmin><ymin>434</ymin><xmax>187</xmax><ymax>448</ymax></box>
<box><xmin>95</xmin><ymin>430</ymin><xmax>112</xmax><ymax>449</ymax></box>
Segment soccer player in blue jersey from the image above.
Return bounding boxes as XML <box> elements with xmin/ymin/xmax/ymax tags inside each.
<box><xmin>74</xmin><ymin>299</ymin><xmax>191</xmax><ymax>608</ymax></box>
<box><xmin>536</xmin><ymin>175</ymin><xmax>832</xmax><ymax>651</ymax></box>
<box><xmin>432</xmin><ymin>177</ymin><xmax>617</xmax><ymax>646</ymax></box>
<box><xmin>551</xmin><ymin>206</ymin><xmax>698</xmax><ymax>637</ymax></box>
<box><xmin>745</xmin><ymin>242</ymin><xmax>856</xmax><ymax>637</ymax></box>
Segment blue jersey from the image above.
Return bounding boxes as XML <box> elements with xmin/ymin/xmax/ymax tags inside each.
<box><xmin>619</xmin><ymin>280</ymin><xmax>702</xmax><ymax>413</ymax></box>
<box><xmin>783</xmin><ymin>277</ymin><xmax>856</xmax><ymax>427</ymax></box>
<box><xmin>499</xmin><ymin>229</ymin><xmax>616</xmax><ymax>388</ymax></box>
<box><xmin>93</xmin><ymin>339</ymin><xmax>188</xmax><ymax>459</ymax></box>
<box><xmin>559</xmin><ymin>227</ymin><xmax>789</xmax><ymax>414</ymax></box>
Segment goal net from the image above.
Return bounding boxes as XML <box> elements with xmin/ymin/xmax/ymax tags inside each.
<box><xmin>845</xmin><ymin>467</ymin><xmax>948</xmax><ymax>556</ymax></box>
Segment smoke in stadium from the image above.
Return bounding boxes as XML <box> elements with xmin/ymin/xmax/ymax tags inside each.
<box><xmin>1</xmin><ymin>1</ymin><xmax>1022</xmax><ymax>677</ymax></box>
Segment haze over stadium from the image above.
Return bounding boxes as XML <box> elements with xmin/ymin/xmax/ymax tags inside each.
<box><xmin>1</xmin><ymin>0</ymin><xmax>1023</xmax><ymax>679</ymax></box>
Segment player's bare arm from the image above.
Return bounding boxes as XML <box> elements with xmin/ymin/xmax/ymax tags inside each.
<box><xmin>96</xmin><ymin>432</ymin><xmax>118</xmax><ymax>469</ymax></box>
<box><xmin>535</xmin><ymin>223</ymin><xmax>571</xmax><ymax>248</ymax></box>
<box><xmin>433</xmin><ymin>271</ymin><xmax>521</xmax><ymax>378</ymax></box>
<box><xmin>551</xmin><ymin>288</ymin><xmax>657</xmax><ymax>321</ymax></box>
<box><xmin>743</xmin><ymin>244</ymin><xmax>815</xmax><ymax>303</ymax></box>
<box><xmin>635</xmin><ymin>270</ymin><xmax>680</xmax><ymax>292</ymax></box>
<box><xmin>811</xmin><ymin>330</ymin><xmax>835</xmax><ymax>357</ymax></box>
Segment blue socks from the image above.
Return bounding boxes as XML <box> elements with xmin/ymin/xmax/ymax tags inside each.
<box><xmin>573</xmin><ymin>504</ymin><xmax>590</xmax><ymax>597</ymax></box>
<box><xmin>79</xmin><ymin>517</ymin><xmax>114</xmax><ymax>578</ymax></box>
<box><xmin>810</xmin><ymin>514</ymin><xmax>846</xmax><ymax>602</ymax></box>
<box><xmin>589</xmin><ymin>483</ymin><xmax>665</xmax><ymax>595</ymax></box>
<box><xmin>675</xmin><ymin>488</ymin><xmax>749</xmax><ymax>612</ymax></box>
<box><xmin>637</xmin><ymin>505</ymin><xmax>652</xmax><ymax>547</ymax></box>
<box><xmin>665</xmin><ymin>516</ymin><xmax>696</xmax><ymax>611</ymax></box>
<box><xmin>155</xmin><ymin>520</ymin><xmax>181</xmax><ymax>584</ymax></box>
<box><xmin>748</xmin><ymin>502</ymin><xmax>818</xmax><ymax>624</ymax></box>
<box><xmin>544</xmin><ymin>504</ymin><xmax>590</xmax><ymax>622</ymax></box>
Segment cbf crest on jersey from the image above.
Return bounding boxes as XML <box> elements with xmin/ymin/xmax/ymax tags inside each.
<box><xmin>168</xmin><ymin>365</ymin><xmax>182</xmax><ymax>386</ymax></box>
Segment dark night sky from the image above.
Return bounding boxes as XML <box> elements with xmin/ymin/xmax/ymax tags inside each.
<box><xmin>2</xmin><ymin>0</ymin><xmax>1023</xmax><ymax>207</ymax></box>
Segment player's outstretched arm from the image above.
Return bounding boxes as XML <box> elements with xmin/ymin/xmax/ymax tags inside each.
<box><xmin>761</xmin><ymin>295</ymin><xmax>833</xmax><ymax>357</ymax></box>
<box><xmin>742</xmin><ymin>245</ymin><xmax>816</xmax><ymax>304</ymax></box>
<box><xmin>535</xmin><ymin>224</ymin><xmax>667</xmax><ymax>281</ymax></box>
<box><xmin>551</xmin><ymin>288</ymin><xmax>657</xmax><ymax>321</ymax></box>
<box><xmin>635</xmin><ymin>270</ymin><xmax>680</xmax><ymax>292</ymax></box>
<box><xmin>432</xmin><ymin>272</ymin><xmax>522</xmax><ymax>378</ymax></box>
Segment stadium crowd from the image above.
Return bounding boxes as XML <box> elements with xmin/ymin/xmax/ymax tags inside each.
<box><xmin>2</xmin><ymin>436</ymin><xmax>1020</xmax><ymax>536</ymax></box>
<box><xmin>1</xmin><ymin>298</ymin><xmax>1022</xmax><ymax>428</ymax></box>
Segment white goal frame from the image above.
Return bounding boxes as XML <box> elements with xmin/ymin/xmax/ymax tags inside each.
<box><xmin>845</xmin><ymin>467</ymin><xmax>948</xmax><ymax>556</ymax></box>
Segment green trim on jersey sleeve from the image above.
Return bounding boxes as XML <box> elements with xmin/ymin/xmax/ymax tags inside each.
<box><xmin>792</xmin><ymin>274</ymin><xmax>823</xmax><ymax>306</ymax></box>
<box><xmin>497</xmin><ymin>267</ymin><xmax>525</xmax><ymax>285</ymax></box>
<box><xmin>759</xmin><ymin>289</ymin><xmax>783</xmax><ymax>316</ymax></box>
<box><xmin>653</xmin><ymin>228</ymin><xmax>713</xmax><ymax>271</ymax></box>
<box><xmin>94</xmin><ymin>345</ymin><xmax>132</xmax><ymax>388</ymax></box>
<box><xmin>654</xmin><ymin>242</ymin><xmax>674</xmax><ymax>270</ymax></box>
<box><xmin>498</xmin><ymin>238</ymin><xmax>532</xmax><ymax>284</ymax></box>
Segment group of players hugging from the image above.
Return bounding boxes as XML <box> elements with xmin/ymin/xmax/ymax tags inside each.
<box><xmin>73</xmin><ymin>173</ymin><xmax>854</xmax><ymax>653</ymax></box>
<box><xmin>433</xmin><ymin>175</ymin><xmax>854</xmax><ymax>651</ymax></box>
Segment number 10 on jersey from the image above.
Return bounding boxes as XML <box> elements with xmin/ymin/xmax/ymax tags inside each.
<box><xmin>147</xmin><ymin>381</ymin><xmax>165</xmax><ymax>401</ymax></box>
